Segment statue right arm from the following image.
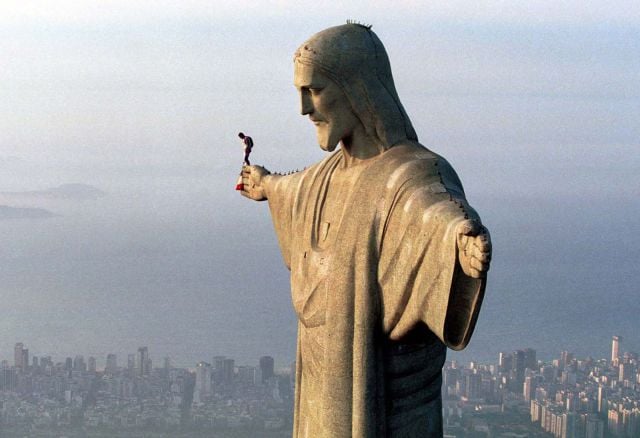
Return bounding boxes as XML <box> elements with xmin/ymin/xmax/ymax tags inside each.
<box><xmin>240</xmin><ymin>165</ymin><xmax>281</xmax><ymax>201</ymax></box>
<box><xmin>241</xmin><ymin>164</ymin><xmax>304</xmax><ymax>270</ymax></box>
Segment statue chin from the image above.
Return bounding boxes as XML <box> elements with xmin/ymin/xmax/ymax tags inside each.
<box><xmin>318</xmin><ymin>139</ymin><xmax>338</xmax><ymax>152</ymax></box>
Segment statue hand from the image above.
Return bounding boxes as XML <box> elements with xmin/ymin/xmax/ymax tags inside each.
<box><xmin>241</xmin><ymin>165</ymin><xmax>270</xmax><ymax>201</ymax></box>
<box><xmin>456</xmin><ymin>219</ymin><xmax>491</xmax><ymax>279</ymax></box>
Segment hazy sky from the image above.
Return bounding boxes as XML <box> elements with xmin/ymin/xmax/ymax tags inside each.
<box><xmin>1</xmin><ymin>1</ymin><xmax>639</xmax><ymax>368</ymax></box>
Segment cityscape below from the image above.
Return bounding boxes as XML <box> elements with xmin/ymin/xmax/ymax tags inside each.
<box><xmin>1</xmin><ymin>336</ymin><xmax>638</xmax><ymax>437</ymax></box>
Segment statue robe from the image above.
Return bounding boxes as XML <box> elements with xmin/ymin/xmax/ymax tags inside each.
<box><xmin>267</xmin><ymin>142</ymin><xmax>486</xmax><ymax>437</ymax></box>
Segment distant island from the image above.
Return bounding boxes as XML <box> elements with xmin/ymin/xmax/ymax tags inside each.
<box><xmin>0</xmin><ymin>205</ymin><xmax>56</xmax><ymax>220</ymax></box>
<box><xmin>0</xmin><ymin>183</ymin><xmax>106</xmax><ymax>201</ymax></box>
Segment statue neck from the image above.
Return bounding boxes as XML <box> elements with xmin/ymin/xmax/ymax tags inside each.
<box><xmin>339</xmin><ymin>127</ymin><xmax>386</xmax><ymax>168</ymax></box>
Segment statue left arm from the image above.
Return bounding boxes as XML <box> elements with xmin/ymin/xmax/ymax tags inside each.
<box><xmin>442</xmin><ymin>219</ymin><xmax>491</xmax><ymax>350</ymax></box>
<box><xmin>379</xmin><ymin>182</ymin><xmax>490</xmax><ymax>350</ymax></box>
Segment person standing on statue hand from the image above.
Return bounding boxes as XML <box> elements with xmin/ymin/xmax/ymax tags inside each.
<box><xmin>238</xmin><ymin>132</ymin><xmax>254</xmax><ymax>166</ymax></box>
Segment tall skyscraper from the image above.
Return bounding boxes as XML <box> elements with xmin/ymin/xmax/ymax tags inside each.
<box><xmin>611</xmin><ymin>336</ymin><xmax>621</xmax><ymax>365</ymax></box>
<box><xmin>136</xmin><ymin>347</ymin><xmax>150</xmax><ymax>376</ymax></box>
<box><xmin>73</xmin><ymin>355</ymin><xmax>86</xmax><ymax>372</ymax></box>
<box><xmin>524</xmin><ymin>376</ymin><xmax>536</xmax><ymax>402</ymax></box>
<box><xmin>106</xmin><ymin>354</ymin><xmax>117</xmax><ymax>374</ymax></box>
<box><xmin>193</xmin><ymin>361</ymin><xmax>212</xmax><ymax>404</ymax></box>
<box><xmin>560</xmin><ymin>350</ymin><xmax>574</xmax><ymax>370</ymax></box>
<box><xmin>513</xmin><ymin>350</ymin><xmax>526</xmax><ymax>385</ymax></box>
<box><xmin>561</xmin><ymin>412</ymin><xmax>578</xmax><ymax>438</ymax></box>
<box><xmin>222</xmin><ymin>358</ymin><xmax>235</xmax><ymax>383</ymax></box>
<box><xmin>212</xmin><ymin>356</ymin><xmax>226</xmax><ymax>383</ymax></box>
<box><xmin>259</xmin><ymin>356</ymin><xmax>275</xmax><ymax>383</ymax></box>
<box><xmin>14</xmin><ymin>343</ymin><xmax>22</xmax><ymax>369</ymax></box>
<box><xmin>40</xmin><ymin>356</ymin><xmax>52</xmax><ymax>369</ymax></box>
<box><xmin>597</xmin><ymin>386</ymin><xmax>607</xmax><ymax>415</ymax></box>
<box><xmin>465</xmin><ymin>371</ymin><xmax>481</xmax><ymax>400</ymax></box>
<box><xmin>523</xmin><ymin>348</ymin><xmax>537</xmax><ymax>371</ymax></box>
<box><xmin>88</xmin><ymin>357</ymin><xmax>97</xmax><ymax>373</ymax></box>
<box><xmin>14</xmin><ymin>343</ymin><xmax>26</xmax><ymax>370</ymax></box>
<box><xmin>619</xmin><ymin>363</ymin><xmax>631</xmax><ymax>382</ymax></box>
<box><xmin>498</xmin><ymin>352</ymin><xmax>509</xmax><ymax>372</ymax></box>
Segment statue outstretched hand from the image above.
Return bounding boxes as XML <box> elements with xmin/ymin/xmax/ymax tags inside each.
<box><xmin>240</xmin><ymin>165</ymin><xmax>270</xmax><ymax>201</ymax></box>
<box><xmin>456</xmin><ymin>220</ymin><xmax>491</xmax><ymax>279</ymax></box>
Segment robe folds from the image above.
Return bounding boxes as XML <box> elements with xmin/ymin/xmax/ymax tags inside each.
<box><xmin>266</xmin><ymin>142</ymin><xmax>486</xmax><ymax>437</ymax></box>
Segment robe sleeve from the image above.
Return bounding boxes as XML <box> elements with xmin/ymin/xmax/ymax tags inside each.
<box><xmin>378</xmin><ymin>158</ymin><xmax>486</xmax><ymax>350</ymax></box>
<box><xmin>266</xmin><ymin>172</ymin><xmax>304</xmax><ymax>270</ymax></box>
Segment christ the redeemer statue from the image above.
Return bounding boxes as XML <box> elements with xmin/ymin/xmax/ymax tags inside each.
<box><xmin>240</xmin><ymin>23</ymin><xmax>492</xmax><ymax>437</ymax></box>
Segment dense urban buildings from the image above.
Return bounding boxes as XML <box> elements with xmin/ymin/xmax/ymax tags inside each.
<box><xmin>1</xmin><ymin>336</ymin><xmax>638</xmax><ymax>437</ymax></box>
<box><xmin>442</xmin><ymin>336</ymin><xmax>639</xmax><ymax>437</ymax></box>
<box><xmin>0</xmin><ymin>344</ymin><xmax>292</xmax><ymax>437</ymax></box>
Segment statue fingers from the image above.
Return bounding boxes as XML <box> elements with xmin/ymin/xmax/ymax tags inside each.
<box><xmin>470</xmin><ymin>256</ymin><xmax>490</xmax><ymax>275</ymax></box>
<box><xmin>472</xmin><ymin>245</ymin><xmax>491</xmax><ymax>263</ymax></box>
<box><xmin>457</xmin><ymin>219</ymin><xmax>482</xmax><ymax>237</ymax></box>
<box><xmin>472</xmin><ymin>233</ymin><xmax>492</xmax><ymax>254</ymax></box>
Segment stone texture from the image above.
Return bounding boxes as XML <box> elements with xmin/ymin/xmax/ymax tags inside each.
<box><xmin>240</xmin><ymin>23</ymin><xmax>491</xmax><ymax>438</ymax></box>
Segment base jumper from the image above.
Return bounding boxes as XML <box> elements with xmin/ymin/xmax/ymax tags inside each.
<box><xmin>240</xmin><ymin>23</ymin><xmax>492</xmax><ymax>437</ymax></box>
<box><xmin>238</xmin><ymin>132</ymin><xmax>253</xmax><ymax>166</ymax></box>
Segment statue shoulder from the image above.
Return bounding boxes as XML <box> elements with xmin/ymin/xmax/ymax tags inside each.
<box><xmin>383</xmin><ymin>142</ymin><xmax>466</xmax><ymax>198</ymax></box>
<box><xmin>381</xmin><ymin>142</ymin><xmax>441</xmax><ymax>180</ymax></box>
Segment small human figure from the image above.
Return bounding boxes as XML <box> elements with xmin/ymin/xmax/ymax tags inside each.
<box><xmin>238</xmin><ymin>132</ymin><xmax>254</xmax><ymax>166</ymax></box>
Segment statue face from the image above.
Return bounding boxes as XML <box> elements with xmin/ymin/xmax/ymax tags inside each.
<box><xmin>294</xmin><ymin>62</ymin><xmax>361</xmax><ymax>152</ymax></box>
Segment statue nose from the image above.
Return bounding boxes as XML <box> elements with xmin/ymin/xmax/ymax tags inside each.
<box><xmin>300</xmin><ymin>91</ymin><xmax>313</xmax><ymax>115</ymax></box>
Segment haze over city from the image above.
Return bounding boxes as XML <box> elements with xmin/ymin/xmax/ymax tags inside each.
<box><xmin>1</xmin><ymin>1</ymin><xmax>639</xmax><ymax>368</ymax></box>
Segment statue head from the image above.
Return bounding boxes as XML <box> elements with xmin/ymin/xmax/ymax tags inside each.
<box><xmin>293</xmin><ymin>23</ymin><xmax>417</xmax><ymax>151</ymax></box>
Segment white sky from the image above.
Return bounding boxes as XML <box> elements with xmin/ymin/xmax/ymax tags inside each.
<box><xmin>2</xmin><ymin>1</ymin><xmax>638</xmax><ymax>185</ymax></box>
<box><xmin>2</xmin><ymin>0</ymin><xmax>640</xmax><ymax>24</ymax></box>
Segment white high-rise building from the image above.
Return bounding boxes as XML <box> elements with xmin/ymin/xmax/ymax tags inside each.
<box><xmin>194</xmin><ymin>361</ymin><xmax>212</xmax><ymax>404</ymax></box>
<box><xmin>611</xmin><ymin>336</ymin><xmax>621</xmax><ymax>365</ymax></box>
<box><xmin>523</xmin><ymin>376</ymin><xmax>535</xmax><ymax>402</ymax></box>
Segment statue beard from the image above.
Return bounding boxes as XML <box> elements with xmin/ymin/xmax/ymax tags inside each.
<box><xmin>315</xmin><ymin>126</ymin><xmax>340</xmax><ymax>153</ymax></box>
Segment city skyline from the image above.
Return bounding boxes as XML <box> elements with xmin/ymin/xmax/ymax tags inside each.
<box><xmin>3</xmin><ymin>342</ymin><xmax>287</xmax><ymax>374</ymax></box>
<box><xmin>3</xmin><ymin>333</ymin><xmax>637</xmax><ymax>373</ymax></box>
<box><xmin>2</xmin><ymin>334</ymin><xmax>637</xmax><ymax>436</ymax></box>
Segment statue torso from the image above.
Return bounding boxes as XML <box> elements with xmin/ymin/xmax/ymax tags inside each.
<box><xmin>292</xmin><ymin>146</ymin><xmax>447</xmax><ymax>436</ymax></box>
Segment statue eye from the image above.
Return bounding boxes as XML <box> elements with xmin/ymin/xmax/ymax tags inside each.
<box><xmin>309</xmin><ymin>88</ymin><xmax>323</xmax><ymax>96</ymax></box>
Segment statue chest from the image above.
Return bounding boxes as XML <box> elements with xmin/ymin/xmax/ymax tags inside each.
<box><xmin>290</xmin><ymin>162</ymin><xmax>377</xmax><ymax>328</ymax></box>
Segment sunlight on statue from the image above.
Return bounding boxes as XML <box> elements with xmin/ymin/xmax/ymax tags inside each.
<box><xmin>240</xmin><ymin>23</ymin><xmax>491</xmax><ymax>437</ymax></box>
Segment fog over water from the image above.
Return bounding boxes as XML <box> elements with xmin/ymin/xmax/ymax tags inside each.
<box><xmin>1</xmin><ymin>2</ymin><xmax>639</xmax><ymax>368</ymax></box>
